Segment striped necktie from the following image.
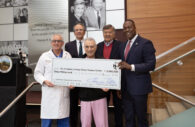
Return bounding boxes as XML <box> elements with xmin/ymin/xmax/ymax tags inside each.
<box><xmin>124</xmin><ymin>40</ymin><xmax>131</xmax><ymax>60</ymax></box>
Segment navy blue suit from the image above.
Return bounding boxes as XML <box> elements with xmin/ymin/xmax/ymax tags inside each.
<box><xmin>96</xmin><ymin>40</ymin><xmax>123</xmax><ymax>127</ymax></box>
<box><xmin>65</xmin><ymin>40</ymin><xmax>80</xmax><ymax>127</ymax></box>
<box><xmin>120</xmin><ymin>35</ymin><xmax>156</xmax><ymax>127</ymax></box>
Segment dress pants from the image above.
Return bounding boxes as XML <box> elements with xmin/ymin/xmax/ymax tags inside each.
<box><xmin>107</xmin><ymin>90</ymin><xmax>123</xmax><ymax>127</ymax></box>
<box><xmin>41</xmin><ymin>117</ymin><xmax>69</xmax><ymax>127</ymax></box>
<box><xmin>122</xmin><ymin>91</ymin><xmax>148</xmax><ymax>127</ymax></box>
<box><xmin>80</xmin><ymin>98</ymin><xmax>108</xmax><ymax>127</ymax></box>
<box><xmin>70</xmin><ymin>88</ymin><xmax>79</xmax><ymax>127</ymax></box>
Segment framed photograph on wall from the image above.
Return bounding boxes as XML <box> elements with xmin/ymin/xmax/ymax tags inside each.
<box><xmin>13</xmin><ymin>6</ymin><xmax>28</xmax><ymax>24</ymax></box>
<box><xmin>12</xmin><ymin>0</ymin><xmax>28</xmax><ymax>7</ymax></box>
<box><xmin>69</xmin><ymin>0</ymin><xmax>106</xmax><ymax>32</ymax></box>
<box><xmin>69</xmin><ymin>0</ymin><xmax>125</xmax><ymax>42</ymax></box>
<box><xmin>0</xmin><ymin>40</ymin><xmax>28</xmax><ymax>55</ymax></box>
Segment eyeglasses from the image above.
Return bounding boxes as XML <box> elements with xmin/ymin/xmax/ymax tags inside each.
<box><xmin>52</xmin><ymin>40</ymin><xmax>63</xmax><ymax>43</ymax></box>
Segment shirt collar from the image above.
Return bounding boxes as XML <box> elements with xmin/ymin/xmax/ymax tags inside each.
<box><xmin>104</xmin><ymin>40</ymin><xmax>113</xmax><ymax>47</ymax></box>
<box><xmin>76</xmin><ymin>39</ymin><xmax>85</xmax><ymax>54</ymax></box>
<box><xmin>52</xmin><ymin>49</ymin><xmax>63</xmax><ymax>58</ymax></box>
<box><xmin>128</xmin><ymin>34</ymin><xmax>138</xmax><ymax>45</ymax></box>
<box><xmin>76</xmin><ymin>39</ymin><xmax>83</xmax><ymax>44</ymax></box>
<box><xmin>74</xmin><ymin>14</ymin><xmax>81</xmax><ymax>21</ymax></box>
<box><xmin>93</xmin><ymin>9</ymin><xmax>101</xmax><ymax>17</ymax></box>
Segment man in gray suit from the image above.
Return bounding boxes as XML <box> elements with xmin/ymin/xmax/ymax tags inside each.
<box><xmin>84</xmin><ymin>0</ymin><xmax>105</xmax><ymax>30</ymax></box>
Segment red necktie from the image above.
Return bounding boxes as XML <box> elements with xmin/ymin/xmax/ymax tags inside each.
<box><xmin>124</xmin><ymin>40</ymin><xmax>131</xmax><ymax>60</ymax></box>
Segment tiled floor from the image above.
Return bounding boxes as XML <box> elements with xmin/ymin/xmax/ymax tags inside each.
<box><xmin>26</xmin><ymin>106</ymin><xmax>124</xmax><ymax>127</ymax></box>
<box><xmin>26</xmin><ymin>91</ymin><xmax>153</xmax><ymax>127</ymax></box>
<box><xmin>26</xmin><ymin>106</ymin><xmax>151</xmax><ymax>127</ymax></box>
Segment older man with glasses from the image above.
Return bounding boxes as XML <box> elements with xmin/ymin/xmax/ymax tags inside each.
<box><xmin>34</xmin><ymin>34</ymin><xmax>72</xmax><ymax>127</ymax></box>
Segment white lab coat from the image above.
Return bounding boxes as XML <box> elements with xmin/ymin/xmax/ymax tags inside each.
<box><xmin>34</xmin><ymin>49</ymin><xmax>71</xmax><ymax>119</ymax></box>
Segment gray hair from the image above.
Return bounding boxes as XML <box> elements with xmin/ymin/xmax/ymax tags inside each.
<box><xmin>103</xmin><ymin>24</ymin><xmax>115</xmax><ymax>31</ymax></box>
<box><xmin>51</xmin><ymin>34</ymin><xmax>64</xmax><ymax>41</ymax></box>
<box><xmin>84</xmin><ymin>37</ymin><xmax>96</xmax><ymax>44</ymax></box>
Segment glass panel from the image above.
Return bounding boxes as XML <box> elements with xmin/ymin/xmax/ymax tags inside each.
<box><xmin>149</xmin><ymin>39</ymin><xmax>195</xmax><ymax>125</ymax></box>
<box><xmin>156</xmin><ymin>39</ymin><xmax>195</xmax><ymax>68</ymax></box>
<box><xmin>152</xmin><ymin>51</ymin><xmax>195</xmax><ymax>95</ymax></box>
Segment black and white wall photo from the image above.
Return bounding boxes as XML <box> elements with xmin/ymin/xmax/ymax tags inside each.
<box><xmin>69</xmin><ymin>0</ymin><xmax>106</xmax><ymax>32</ymax></box>
<box><xmin>69</xmin><ymin>0</ymin><xmax>125</xmax><ymax>43</ymax></box>
<box><xmin>12</xmin><ymin>0</ymin><xmax>28</xmax><ymax>6</ymax></box>
<box><xmin>0</xmin><ymin>0</ymin><xmax>28</xmax><ymax>56</ymax></box>
<box><xmin>0</xmin><ymin>0</ymin><xmax>125</xmax><ymax>61</ymax></box>
<box><xmin>0</xmin><ymin>0</ymin><xmax>12</xmax><ymax>7</ymax></box>
<box><xmin>0</xmin><ymin>41</ymin><xmax>28</xmax><ymax>55</ymax></box>
<box><xmin>14</xmin><ymin>6</ymin><xmax>28</xmax><ymax>23</ymax></box>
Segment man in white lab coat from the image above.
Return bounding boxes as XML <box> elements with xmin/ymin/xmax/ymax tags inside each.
<box><xmin>34</xmin><ymin>34</ymin><xmax>72</xmax><ymax>127</ymax></box>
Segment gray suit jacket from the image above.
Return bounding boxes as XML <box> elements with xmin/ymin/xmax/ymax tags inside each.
<box><xmin>84</xmin><ymin>5</ymin><xmax>106</xmax><ymax>30</ymax></box>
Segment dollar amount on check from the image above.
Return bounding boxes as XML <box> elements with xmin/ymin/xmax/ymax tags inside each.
<box><xmin>51</xmin><ymin>58</ymin><xmax>121</xmax><ymax>90</ymax></box>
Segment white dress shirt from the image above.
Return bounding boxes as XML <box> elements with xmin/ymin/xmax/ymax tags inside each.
<box><xmin>76</xmin><ymin>39</ymin><xmax>85</xmax><ymax>55</ymax></box>
<box><xmin>125</xmin><ymin>34</ymin><xmax>138</xmax><ymax>71</ymax></box>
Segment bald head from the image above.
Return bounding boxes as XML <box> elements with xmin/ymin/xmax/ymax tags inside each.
<box><xmin>84</xmin><ymin>38</ymin><xmax>97</xmax><ymax>58</ymax></box>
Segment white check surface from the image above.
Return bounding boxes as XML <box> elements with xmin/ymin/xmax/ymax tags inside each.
<box><xmin>52</xmin><ymin>58</ymin><xmax>121</xmax><ymax>90</ymax></box>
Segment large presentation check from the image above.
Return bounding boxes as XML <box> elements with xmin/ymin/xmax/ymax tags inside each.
<box><xmin>51</xmin><ymin>58</ymin><xmax>121</xmax><ymax>90</ymax></box>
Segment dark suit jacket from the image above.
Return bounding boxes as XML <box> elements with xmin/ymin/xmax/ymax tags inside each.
<box><xmin>64</xmin><ymin>40</ymin><xmax>80</xmax><ymax>127</ymax></box>
<box><xmin>96</xmin><ymin>39</ymin><xmax>121</xmax><ymax>59</ymax></box>
<box><xmin>65</xmin><ymin>40</ymin><xmax>79</xmax><ymax>58</ymax></box>
<box><xmin>120</xmin><ymin>35</ymin><xmax>156</xmax><ymax>95</ymax></box>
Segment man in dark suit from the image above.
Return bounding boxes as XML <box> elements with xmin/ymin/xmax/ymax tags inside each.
<box><xmin>118</xmin><ymin>19</ymin><xmax>156</xmax><ymax>127</ymax></box>
<box><xmin>96</xmin><ymin>24</ymin><xmax>123</xmax><ymax>127</ymax></box>
<box><xmin>65</xmin><ymin>23</ymin><xmax>86</xmax><ymax>127</ymax></box>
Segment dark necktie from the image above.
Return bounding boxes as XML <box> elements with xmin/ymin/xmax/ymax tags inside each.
<box><xmin>97</xmin><ymin>11</ymin><xmax>101</xmax><ymax>29</ymax></box>
<box><xmin>124</xmin><ymin>40</ymin><xmax>131</xmax><ymax>60</ymax></box>
<box><xmin>79</xmin><ymin>41</ymin><xmax>83</xmax><ymax>57</ymax></box>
